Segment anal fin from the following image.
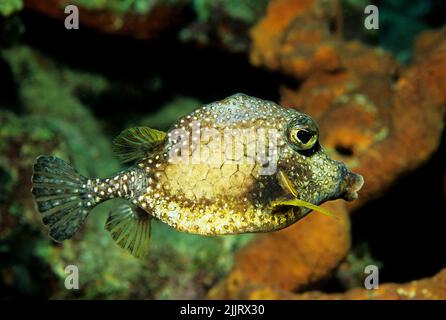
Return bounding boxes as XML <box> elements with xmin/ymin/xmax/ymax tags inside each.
<box><xmin>105</xmin><ymin>204</ymin><xmax>152</xmax><ymax>258</ymax></box>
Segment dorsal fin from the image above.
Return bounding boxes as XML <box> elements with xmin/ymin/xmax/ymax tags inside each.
<box><xmin>112</xmin><ymin>127</ymin><xmax>166</xmax><ymax>163</ymax></box>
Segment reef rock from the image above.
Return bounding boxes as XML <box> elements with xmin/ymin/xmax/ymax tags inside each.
<box><xmin>24</xmin><ymin>0</ymin><xmax>186</xmax><ymax>39</ymax></box>
<box><xmin>211</xmin><ymin>4</ymin><xmax>446</xmax><ymax>298</ymax></box>
<box><xmin>209</xmin><ymin>201</ymin><xmax>350</xmax><ymax>298</ymax></box>
<box><xmin>281</xmin><ymin>31</ymin><xmax>446</xmax><ymax>209</ymax></box>
<box><xmin>236</xmin><ymin>267</ymin><xmax>446</xmax><ymax>300</ymax></box>
<box><xmin>0</xmin><ymin>46</ymin><xmax>252</xmax><ymax>299</ymax></box>
<box><xmin>250</xmin><ymin>0</ymin><xmax>341</xmax><ymax>78</ymax></box>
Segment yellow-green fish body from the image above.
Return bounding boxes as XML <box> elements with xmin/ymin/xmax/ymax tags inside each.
<box><xmin>31</xmin><ymin>94</ymin><xmax>363</xmax><ymax>257</ymax></box>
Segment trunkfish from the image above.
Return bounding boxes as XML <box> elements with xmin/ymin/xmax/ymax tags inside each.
<box><xmin>31</xmin><ymin>93</ymin><xmax>364</xmax><ymax>257</ymax></box>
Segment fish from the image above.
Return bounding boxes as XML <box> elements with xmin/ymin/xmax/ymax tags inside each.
<box><xmin>31</xmin><ymin>93</ymin><xmax>364</xmax><ymax>258</ymax></box>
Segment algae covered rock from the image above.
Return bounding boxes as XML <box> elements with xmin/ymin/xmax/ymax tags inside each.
<box><xmin>209</xmin><ymin>201</ymin><xmax>351</xmax><ymax>298</ymax></box>
<box><xmin>1</xmin><ymin>0</ymin><xmax>445</xmax><ymax>301</ymax></box>
<box><xmin>238</xmin><ymin>267</ymin><xmax>446</xmax><ymax>300</ymax></box>
<box><xmin>24</xmin><ymin>0</ymin><xmax>187</xmax><ymax>39</ymax></box>
<box><xmin>181</xmin><ymin>0</ymin><xmax>269</xmax><ymax>52</ymax></box>
<box><xmin>0</xmin><ymin>46</ymin><xmax>252</xmax><ymax>299</ymax></box>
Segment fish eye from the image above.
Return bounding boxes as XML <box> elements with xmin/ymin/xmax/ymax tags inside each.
<box><xmin>286</xmin><ymin>116</ymin><xmax>319</xmax><ymax>151</ymax></box>
<box><xmin>289</xmin><ymin>128</ymin><xmax>318</xmax><ymax>150</ymax></box>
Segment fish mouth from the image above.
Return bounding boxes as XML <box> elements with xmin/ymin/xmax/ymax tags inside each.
<box><xmin>339</xmin><ymin>170</ymin><xmax>364</xmax><ymax>201</ymax></box>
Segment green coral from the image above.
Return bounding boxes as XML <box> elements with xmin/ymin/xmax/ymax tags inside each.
<box><xmin>0</xmin><ymin>46</ymin><xmax>252</xmax><ymax>299</ymax></box>
<box><xmin>2</xmin><ymin>46</ymin><xmax>115</xmax><ymax>176</ymax></box>
<box><xmin>0</xmin><ymin>47</ymin><xmax>140</xmax><ymax>298</ymax></box>
<box><xmin>0</xmin><ymin>0</ymin><xmax>23</xmax><ymax>17</ymax></box>
<box><xmin>149</xmin><ymin>223</ymin><xmax>253</xmax><ymax>299</ymax></box>
<box><xmin>0</xmin><ymin>111</ymin><xmax>72</xmax><ymax>296</ymax></box>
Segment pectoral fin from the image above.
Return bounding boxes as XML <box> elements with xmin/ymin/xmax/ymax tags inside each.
<box><xmin>277</xmin><ymin>169</ymin><xmax>298</xmax><ymax>197</ymax></box>
<box><xmin>105</xmin><ymin>204</ymin><xmax>152</xmax><ymax>258</ymax></box>
<box><xmin>113</xmin><ymin>127</ymin><xmax>166</xmax><ymax>163</ymax></box>
<box><xmin>274</xmin><ymin>198</ymin><xmax>338</xmax><ymax>219</ymax></box>
<box><xmin>276</xmin><ymin>169</ymin><xmax>337</xmax><ymax>219</ymax></box>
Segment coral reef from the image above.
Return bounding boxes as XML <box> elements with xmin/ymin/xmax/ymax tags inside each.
<box><xmin>0</xmin><ymin>46</ymin><xmax>251</xmax><ymax>299</ymax></box>
<box><xmin>250</xmin><ymin>0</ymin><xmax>341</xmax><ymax>78</ymax></box>
<box><xmin>250</xmin><ymin>0</ymin><xmax>446</xmax><ymax>209</ymax></box>
<box><xmin>180</xmin><ymin>0</ymin><xmax>269</xmax><ymax>52</ymax></box>
<box><xmin>250</xmin><ymin>0</ymin><xmax>439</xmax><ymax>71</ymax></box>
<box><xmin>209</xmin><ymin>1</ymin><xmax>446</xmax><ymax>299</ymax></box>
<box><xmin>209</xmin><ymin>201</ymin><xmax>350</xmax><ymax>298</ymax></box>
<box><xmin>233</xmin><ymin>267</ymin><xmax>446</xmax><ymax>300</ymax></box>
<box><xmin>0</xmin><ymin>46</ymin><xmax>138</xmax><ymax>298</ymax></box>
<box><xmin>1</xmin><ymin>0</ymin><xmax>445</xmax><ymax>300</ymax></box>
<box><xmin>281</xmin><ymin>29</ymin><xmax>446</xmax><ymax>209</ymax></box>
<box><xmin>22</xmin><ymin>0</ymin><xmax>268</xmax><ymax>49</ymax></box>
<box><xmin>24</xmin><ymin>0</ymin><xmax>186</xmax><ymax>39</ymax></box>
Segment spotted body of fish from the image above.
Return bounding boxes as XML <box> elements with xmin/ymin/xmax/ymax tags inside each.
<box><xmin>31</xmin><ymin>94</ymin><xmax>364</xmax><ymax>257</ymax></box>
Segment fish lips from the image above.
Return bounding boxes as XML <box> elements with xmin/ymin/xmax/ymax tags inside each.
<box><xmin>338</xmin><ymin>169</ymin><xmax>364</xmax><ymax>201</ymax></box>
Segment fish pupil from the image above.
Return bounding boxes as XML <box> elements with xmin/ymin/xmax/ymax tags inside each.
<box><xmin>296</xmin><ymin>130</ymin><xmax>313</xmax><ymax>144</ymax></box>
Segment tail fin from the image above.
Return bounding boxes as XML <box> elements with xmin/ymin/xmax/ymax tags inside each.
<box><xmin>31</xmin><ymin>156</ymin><xmax>96</xmax><ymax>242</ymax></box>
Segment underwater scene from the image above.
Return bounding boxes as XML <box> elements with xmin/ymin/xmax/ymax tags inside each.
<box><xmin>0</xmin><ymin>0</ymin><xmax>445</xmax><ymax>300</ymax></box>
